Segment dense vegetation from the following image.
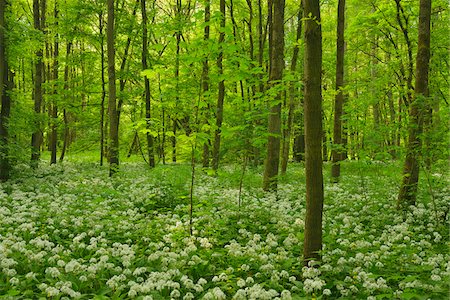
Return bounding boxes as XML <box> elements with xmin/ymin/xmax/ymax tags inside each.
<box><xmin>0</xmin><ymin>0</ymin><xmax>449</xmax><ymax>298</ymax></box>
<box><xmin>0</xmin><ymin>159</ymin><xmax>449</xmax><ymax>298</ymax></box>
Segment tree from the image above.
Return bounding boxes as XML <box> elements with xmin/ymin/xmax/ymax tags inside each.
<box><xmin>397</xmin><ymin>0</ymin><xmax>431</xmax><ymax>209</ymax></box>
<box><xmin>99</xmin><ymin>11</ymin><xmax>106</xmax><ymax>166</ymax></box>
<box><xmin>281</xmin><ymin>4</ymin><xmax>302</xmax><ymax>175</ymax></box>
<box><xmin>31</xmin><ymin>0</ymin><xmax>44</xmax><ymax>168</ymax></box>
<box><xmin>262</xmin><ymin>0</ymin><xmax>285</xmax><ymax>191</ymax></box>
<box><xmin>50</xmin><ymin>0</ymin><xmax>59</xmax><ymax>165</ymax></box>
<box><xmin>331</xmin><ymin>0</ymin><xmax>345</xmax><ymax>182</ymax></box>
<box><xmin>303</xmin><ymin>0</ymin><xmax>324</xmax><ymax>265</ymax></box>
<box><xmin>141</xmin><ymin>0</ymin><xmax>155</xmax><ymax>168</ymax></box>
<box><xmin>211</xmin><ymin>0</ymin><xmax>226</xmax><ymax>172</ymax></box>
<box><xmin>201</xmin><ymin>0</ymin><xmax>211</xmax><ymax>168</ymax></box>
<box><xmin>107</xmin><ymin>0</ymin><xmax>119</xmax><ymax>176</ymax></box>
<box><xmin>0</xmin><ymin>0</ymin><xmax>12</xmax><ymax>181</ymax></box>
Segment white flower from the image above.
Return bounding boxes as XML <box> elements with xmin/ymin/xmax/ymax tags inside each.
<box><xmin>25</xmin><ymin>272</ymin><xmax>37</xmax><ymax>280</ymax></box>
<box><xmin>183</xmin><ymin>292</ymin><xmax>195</xmax><ymax>300</ymax></box>
<box><xmin>280</xmin><ymin>290</ymin><xmax>292</xmax><ymax>300</ymax></box>
<box><xmin>170</xmin><ymin>289</ymin><xmax>181</xmax><ymax>298</ymax></box>
<box><xmin>323</xmin><ymin>288</ymin><xmax>331</xmax><ymax>295</ymax></box>
<box><xmin>46</xmin><ymin>286</ymin><xmax>60</xmax><ymax>297</ymax></box>
<box><xmin>237</xmin><ymin>278</ymin><xmax>246</xmax><ymax>287</ymax></box>
<box><xmin>431</xmin><ymin>274</ymin><xmax>441</xmax><ymax>281</ymax></box>
<box><xmin>9</xmin><ymin>277</ymin><xmax>19</xmax><ymax>285</ymax></box>
<box><xmin>212</xmin><ymin>287</ymin><xmax>227</xmax><ymax>300</ymax></box>
<box><xmin>232</xmin><ymin>289</ymin><xmax>246</xmax><ymax>300</ymax></box>
<box><xmin>45</xmin><ymin>267</ymin><xmax>61</xmax><ymax>278</ymax></box>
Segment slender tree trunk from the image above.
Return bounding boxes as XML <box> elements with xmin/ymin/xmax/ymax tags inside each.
<box><xmin>31</xmin><ymin>0</ymin><xmax>44</xmax><ymax>168</ymax></box>
<box><xmin>331</xmin><ymin>0</ymin><xmax>345</xmax><ymax>182</ymax></box>
<box><xmin>211</xmin><ymin>0</ymin><xmax>226</xmax><ymax>172</ymax></box>
<box><xmin>202</xmin><ymin>0</ymin><xmax>211</xmax><ymax>168</ymax></box>
<box><xmin>59</xmin><ymin>41</ymin><xmax>71</xmax><ymax>162</ymax></box>
<box><xmin>141</xmin><ymin>0</ymin><xmax>155</xmax><ymax>168</ymax></box>
<box><xmin>303</xmin><ymin>0</ymin><xmax>324</xmax><ymax>265</ymax></box>
<box><xmin>107</xmin><ymin>0</ymin><xmax>119</xmax><ymax>176</ymax></box>
<box><xmin>262</xmin><ymin>0</ymin><xmax>284</xmax><ymax>190</ymax></box>
<box><xmin>397</xmin><ymin>0</ymin><xmax>431</xmax><ymax>209</ymax></box>
<box><xmin>172</xmin><ymin>118</ymin><xmax>177</xmax><ymax>163</ymax></box>
<box><xmin>50</xmin><ymin>0</ymin><xmax>58</xmax><ymax>165</ymax></box>
<box><xmin>322</xmin><ymin>129</ymin><xmax>328</xmax><ymax>161</ymax></box>
<box><xmin>281</xmin><ymin>4</ymin><xmax>302</xmax><ymax>175</ymax></box>
<box><xmin>158</xmin><ymin>73</ymin><xmax>166</xmax><ymax>164</ymax></box>
<box><xmin>117</xmin><ymin>0</ymin><xmax>139</xmax><ymax>122</ymax></box>
<box><xmin>99</xmin><ymin>12</ymin><xmax>106</xmax><ymax>166</ymax></box>
<box><xmin>172</xmin><ymin>0</ymin><xmax>182</xmax><ymax>164</ymax></box>
<box><xmin>0</xmin><ymin>0</ymin><xmax>12</xmax><ymax>181</ymax></box>
<box><xmin>388</xmin><ymin>83</ymin><xmax>397</xmax><ymax>158</ymax></box>
<box><xmin>395</xmin><ymin>0</ymin><xmax>414</xmax><ymax>106</ymax></box>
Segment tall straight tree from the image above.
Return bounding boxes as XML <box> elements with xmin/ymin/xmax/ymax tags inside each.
<box><xmin>262</xmin><ymin>0</ymin><xmax>285</xmax><ymax>191</ymax></box>
<box><xmin>107</xmin><ymin>0</ymin><xmax>119</xmax><ymax>176</ymax></box>
<box><xmin>50</xmin><ymin>0</ymin><xmax>59</xmax><ymax>165</ymax></box>
<box><xmin>331</xmin><ymin>0</ymin><xmax>345</xmax><ymax>182</ymax></box>
<box><xmin>99</xmin><ymin>12</ymin><xmax>106</xmax><ymax>166</ymax></box>
<box><xmin>201</xmin><ymin>0</ymin><xmax>211</xmax><ymax>168</ymax></box>
<box><xmin>303</xmin><ymin>0</ymin><xmax>324</xmax><ymax>264</ymax></box>
<box><xmin>141</xmin><ymin>0</ymin><xmax>155</xmax><ymax>168</ymax></box>
<box><xmin>397</xmin><ymin>0</ymin><xmax>431</xmax><ymax>209</ymax></box>
<box><xmin>281</xmin><ymin>4</ymin><xmax>302</xmax><ymax>175</ymax></box>
<box><xmin>0</xmin><ymin>0</ymin><xmax>12</xmax><ymax>181</ymax></box>
<box><xmin>211</xmin><ymin>0</ymin><xmax>226</xmax><ymax>172</ymax></box>
<box><xmin>31</xmin><ymin>0</ymin><xmax>44</xmax><ymax>168</ymax></box>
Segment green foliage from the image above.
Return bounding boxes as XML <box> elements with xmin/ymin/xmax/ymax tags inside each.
<box><xmin>0</xmin><ymin>161</ymin><xmax>448</xmax><ymax>298</ymax></box>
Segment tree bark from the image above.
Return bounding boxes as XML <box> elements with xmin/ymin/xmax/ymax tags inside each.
<box><xmin>99</xmin><ymin>12</ymin><xmax>106</xmax><ymax>166</ymax></box>
<box><xmin>172</xmin><ymin>0</ymin><xmax>182</xmax><ymax>164</ymax></box>
<box><xmin>262</xmin><ymin>0</ymin><xmax>285</xmax><ymax>190</ymax></box>
<box><xmin>31</xmin><ymin>0</ymin><xmax>44</xmax><ymax>168</ymax></box>
<box><xmin>0</xmin><ymin>0</ymin><xmax>12</xmax><ymax>181</ymax></box>
<box><xmin>59</xmin><ymin>41</ymin><xmax>72</xmax><ymax>162</ymax></box>
<box><xmin>211</xmin><ymin>0</ymin><xmax>226</xmax><ymax>172</ymax></box>
<box><xmin>50</xmin><ymin>0</ymin><xmax>58</xmax><ymax>165</ymax></box>
<box><xmin>107</xmin><ymin>0</ymin><xmax>119</xmax><ymax>176</ymax></box>
<box><xmin>303</xmin><ymin>0</ymin><xmax>324</xmax><ymax>265</ymax></box>
<box><xmin>141</xmin><ymin>0</ymin><xmax>155</xmax><ymax>168</ymax></box>
<box><xmin>331</xmin><ymin>0</ymin><xmax>345</xmax><ymax>182</ymax></box>
<box><xmin>202</xmin><ymin>0</ymin><xmax>211</xmax><ymax>168</ymax></box>
<box><xmin>281</xmin><ymin>4</ymin><xmax>302</xmax><ymax>175</ymax></box>
<box><xmin>397</xmin><ymin>0</ymin><xmax>431</xmax><ymax>209</ymax></box>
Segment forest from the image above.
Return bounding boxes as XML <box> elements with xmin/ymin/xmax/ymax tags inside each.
<box><xmin>0</xmin><ymin>0</ymin><xmax>449</xmax><ymax>298</ymax></box>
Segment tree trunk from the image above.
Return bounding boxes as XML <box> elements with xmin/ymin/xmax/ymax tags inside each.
<box><xmin>172</xmin><ymin>118</ymin><xmax>177</xmax><ymax>163</ymax></box>
<box><xmin>172</xmin><ymin>0</ymin><xmax>182</xmax><ymax>164</ymax></box>
<box><xmin>202</xmin><ymin>0</ymin><xmax>211</xmax><ymax>168</ymax></box>
<box><xmin>331</xmin><ymin>0</ymin><xmax>345</xmax><ymax>182</ymax></box>
<box><xmin>59</xmin><ymin>41</ymin><xmax>72</xmax><ymax>162</ymax></box>
<box><xmin>281</xmin><ymin>4</ymin><xmax>302</xmax><ymax>175</ymax></box>
<box><xmin>303</xmin><ymin>0</ymin><xmax>324</xmax><ymax>265</ymax></box>
<box><xmin>99</xmin><ymin>12</ymin><xmax>106</xmax><ymax>166</ymax></box>
<box><xmin>31</xmin><ymin>0</ymin><xmax>44</xmax><ymax>168</ymax></box>
<box><xmin>262</xmin><ymin>0</ymin><xmax>285</xmax><ymax>190</ymax></box>
<box><xmin>141</xmin><ymin>0</ymin><xmax>155</xmax><ymax>168</ymax></box>
<box><xmin>107</xmin><ymin>0</ymin><xmax>119</xmax><ymax>176</ymax></box>
<box><xmin>211</xmin><ymin>0</ymin><xmax>226</xmax><ymax>172</ymax></box>
<box><xmin>117</xmin><ymin>0</ymin><xmax>139</xmax><ymax>123</ymax></box>
<box><xmin>0</xmin><ymin>0</ymin><xmax>12</xmax><ymax>181</ymax></box>
<box><xmin>50</xmin><ymin>0</ymin><xmax>58</xmax><ymax>165</ymax></box>
<box><xmin>397</xmin><ymin>0</ymin><xmax>431</xmax><ymax>209</ymax></box>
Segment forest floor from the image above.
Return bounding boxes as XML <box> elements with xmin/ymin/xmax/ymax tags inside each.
<box><xmin>0</xmin><ymin>158</ymin><xmax>449</xmax><ymax>299</ymax></box>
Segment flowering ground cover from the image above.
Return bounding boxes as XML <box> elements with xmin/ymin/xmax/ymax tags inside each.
<box><xmin>0</xmin><ymin>161</ymin><xmax>448</xmax><ymax>299</ymax></box>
